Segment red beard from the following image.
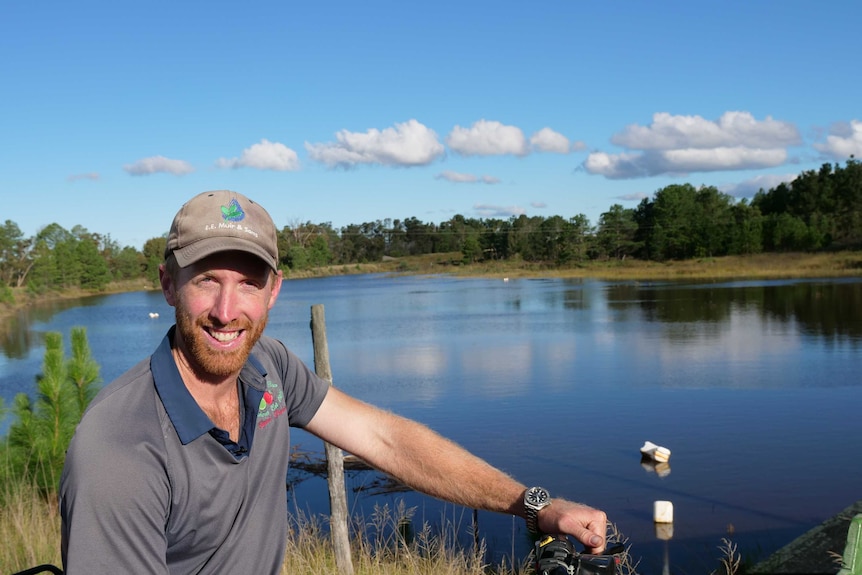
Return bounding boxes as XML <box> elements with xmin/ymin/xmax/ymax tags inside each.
<box><xmin>174</xmin><ymin>306</ymin><xmax>268</xmax><ymax>379</ymax></box>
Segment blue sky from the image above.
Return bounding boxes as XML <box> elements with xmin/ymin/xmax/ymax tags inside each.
<box><xmin>3</xmin><ymin>0</ymin><xmax>860</xmax><ymax>250</ymax></box>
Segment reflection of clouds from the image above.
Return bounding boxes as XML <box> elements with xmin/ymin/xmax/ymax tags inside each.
<box><xmin>582</xmin><ymin>304</ymin><xmax>804</xmax><ymax>389</ymax></box>
<box><xmin>648</xmin><ymin>309</ymin><xmax>801</xmax><ymax>388</ymax></box>
<box><xmin>458</xmin><ymin>342</ymin><xmax>532</xmax><ymax>397</ymax></box>
<box><xmin>662</xmin><ymin>309</ymin><xmax>799</xmax><ymax>360</ymax></box>
<box><xmin>347</xmin><ymin>343</ymin><xmax>448</xmax><ymax>403</ymax></box>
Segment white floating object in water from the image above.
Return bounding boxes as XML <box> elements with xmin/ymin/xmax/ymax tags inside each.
<box><xmin>148</xmin><ymin>312</ymin><xmax>159</xmax><ymax>319</ymax></box>
<box><xmin>655</xmin><ymin>522</ymin><xmax>674</xmax><ymax>540</ymax></box>
<box><xmin>641</xmin><ymin>459</ymin><xmax>671</xmax><ymax>477</ymax></box>
<box><xmin>640</xmin><ymin>440</ymin><xmax>671</xmax><ymax>463</ymax></box>
<box><xmin>654</xmin><ymin>500</ymin><xmax>674</xmax><ymax>523</ymax></box>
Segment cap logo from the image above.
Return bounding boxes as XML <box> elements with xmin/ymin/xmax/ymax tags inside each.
<box><xmin>221</xmin><ymin>198</ymin><xmax>246</xmax><ymax>222</ymax></box>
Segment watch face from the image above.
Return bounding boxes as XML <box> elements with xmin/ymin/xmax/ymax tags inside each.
<box><xmin>527</xmin><ymin>487</ymin><xmax>550</xmax><ymax>506</ymax></box>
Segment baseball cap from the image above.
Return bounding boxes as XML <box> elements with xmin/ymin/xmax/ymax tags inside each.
<box><xmin>165</xmin><ymin>190</ymin><xmax>279</xmax><ymax>271</ymax></box>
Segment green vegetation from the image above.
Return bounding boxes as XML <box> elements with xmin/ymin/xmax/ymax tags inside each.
<box><xmin>2</xmin><ymin>160</ymin><xmax>861</xmax><ymax>299</ymax></box>
<box><xmin>1</xmin><ymin>328</ymin><xmax>100</xmax><ymax>495</ymax></box>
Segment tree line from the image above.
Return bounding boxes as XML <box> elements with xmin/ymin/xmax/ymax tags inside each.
<box><xmin>1</xmin><ymin>159</ymin><xmax>860</xmax><ymax>299</ymax></box>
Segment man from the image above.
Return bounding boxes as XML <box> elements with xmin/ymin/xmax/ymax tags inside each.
<box><xmin>60</xmin><ymin>190</ymin><xmax>607</xmax><ymax>574</ymax></box>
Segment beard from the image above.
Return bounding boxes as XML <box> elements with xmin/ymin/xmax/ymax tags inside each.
<box><xmin>174</xmin><ymin>306</ymin><xmax>268</xmax><ymax>379</ymax></box>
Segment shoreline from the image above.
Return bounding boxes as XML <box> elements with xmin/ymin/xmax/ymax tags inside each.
<box><xmin>751</xmin><ymin>499</ymin><xmax>862</xmax><ymax>574</ymax></box>
<box><xmin>4</xmin><ymin>251</ymin><xmax>862</xmax><ymax>325</ymax></box>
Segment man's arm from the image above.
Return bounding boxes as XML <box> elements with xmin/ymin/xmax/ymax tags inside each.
<box><xmin>303</xmin><ymin>387</ymin><xmax>607</xmax><ymax>552</ymax></box>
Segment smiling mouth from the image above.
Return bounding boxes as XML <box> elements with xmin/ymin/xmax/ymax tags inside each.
<box><xmin>207</xmin><ymin>329</ymin><xmax>241</xmax><ymax>343</ymax></box>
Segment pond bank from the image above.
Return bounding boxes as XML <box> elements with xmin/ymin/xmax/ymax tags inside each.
<box><xmin>751</xmin><ymin>499</ymin><xmax>862</xmax><ymax>574</ymax></box>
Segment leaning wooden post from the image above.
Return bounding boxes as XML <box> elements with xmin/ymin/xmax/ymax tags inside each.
<box><xmin>310</xmin><ymin>304</ymin><xmax>354</xmax><ymax>575</ymax></box>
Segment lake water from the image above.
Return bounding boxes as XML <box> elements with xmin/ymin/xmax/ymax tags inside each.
<box><xmin>2</xmin><ymin>274</ymin><xmax>861</xmax><ymax>574</ymax></box>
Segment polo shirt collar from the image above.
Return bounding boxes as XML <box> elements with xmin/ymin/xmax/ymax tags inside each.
<box><xmin>151</xmin><ymin>326</ymin><xmax>268</xmax><ymax>445</ymax></box>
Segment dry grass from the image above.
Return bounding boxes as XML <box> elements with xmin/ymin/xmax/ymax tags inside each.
<box><xmin>446</xmin><ymin>251</ymin><xmax>862</xmax><ymax>282</ymax></box>
<box><xmin>282</xmin><ymin>501</ymin><xmax>517</xmax><ymax>575</ymax></box>
<box><xmin>1</xmin><ymin>487</ymin><xmax>518</xmax><ymax>575</ymax></box>
<box><xmin>3</xmin><ymin>486</ymin><xmax>648</xmax><ymax>575</ymax></box>
<box><xmin>0</xmin><ymin>482</ymin><xmax>62</xmax><ymax>573</ymax></box>
<box><xmin>712</xmin><ymin>538</ymin><xmax>741</xmax><ymax>575</ymax></box>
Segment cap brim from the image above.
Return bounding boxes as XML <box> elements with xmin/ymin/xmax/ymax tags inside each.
<box><xmin>172</xmin><ymin>237</ymin><xmax>278</xmax><ymax>271</ymax></box>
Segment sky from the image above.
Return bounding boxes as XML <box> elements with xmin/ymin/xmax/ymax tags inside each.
<box><xmin>3</xmin><ymin>0</ymin><xmax>861</xmax><ymax>251</ymax></box>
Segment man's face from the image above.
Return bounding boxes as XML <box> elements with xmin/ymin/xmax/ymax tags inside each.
<box><xmin>160</xmin><ymin>251</ymin><xmax>283</xmax><ymax>380</ymax></box>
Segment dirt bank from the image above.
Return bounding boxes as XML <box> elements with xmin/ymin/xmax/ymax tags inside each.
<box><xmin>750</xmin><ymin>499</ymin><xmax>862</xmax><ymax>574</ymax></box>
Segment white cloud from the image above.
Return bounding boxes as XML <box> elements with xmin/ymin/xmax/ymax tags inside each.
<box><xmin>612</xmin><ymin>111</ymin><xmax>800</xmax><ymax>150</ymax></box>
<box><xmin>124</xmin><ymin>155</ymin><xmax>194</xmax><ymax>176</ymax></box>
<box><xmin>447</xmin><ymin>120</ymin><xmax>528</xmax><ymax>157</ymax></box>
<box><xmin>436</xmin><ymin>171</ymin><xmax>500</xmax><ymax>184</ymax></box>
<box><xmin>584</xmin><ymin>111</ymin><xmax>799</xmax><ymax>179</ymax></box>
<box><xmin>720</xmin><ymin>173</ymin><xmax>798</xmax><ymax>198</ymax></box>
<box><xmin>813</xmin><ymin>120</ymin><xmax>862</xmax><ymax>160</ymax></box>
<box><xmin>583</xmin><ymin>152</ymin><xmax>649</xmax><ymax>179</ymax></box>
<box><xmin>216</xmin><ymin>139</ymin><xmax>300</xmax><ymax>171</ymax></box>
<box><xmin>584</xmin><ymin>147</ymin><xmax>788</xmax><ymax>179</ymax></box>
<box><xmin>305</xmin><ymin>119</ymin><xmax>444</xmax><ymax>168</ymax></box>
<box><xmin>473</xmin><ymin>203</ymin><xmax>527</xmax><ymax>218</ymax></box>
<box><xmin>529</xmin><ymin>127</ymin><xmax>571</xmax><ymax>154</ymax></box>
<box><xmin>661</xmin><ymin>146</ymin><xmax>787</xmax><ymax>171</ymax></box>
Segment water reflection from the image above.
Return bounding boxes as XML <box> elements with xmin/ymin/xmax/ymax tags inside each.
<box><xmin>1</xmin><ymin>297</ymin><xmax>107</xmax><ymax>359</ymax></box>
<box><xmin>1</xmin><ymin>276</ymin><xmax>861</xmax><ymax>574</ymax></box>
<box><xmin>602</xmin><ymin>279</ymin><xmax>862</xmax><ymax>345</ymax></box>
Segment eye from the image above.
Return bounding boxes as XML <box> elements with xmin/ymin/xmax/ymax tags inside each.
<box><xmin>241</xmin><ymin>277</ymin><xmax>265</xmax><ymax>290</ymax></box>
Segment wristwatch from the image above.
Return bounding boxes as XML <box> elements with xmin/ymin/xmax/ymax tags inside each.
<box><xmin>524</xmin><ymin>486</ymin><xmax>552</xmax><ymax>534</ymax></box>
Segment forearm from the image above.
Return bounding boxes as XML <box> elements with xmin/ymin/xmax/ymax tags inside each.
<box><xmin>306</xmin><ymin>388</ymin><xmax>526</xmax><ymax>516</ymax></box>
<box><xmin>366</xmin><ymin>411</ymin><xmax>527</xmax><ymax>515</ymax></box>
<box><xmin>305</xmin><ymin>387</ymin><xmax>607</xmax><ymax>552</ymax></box>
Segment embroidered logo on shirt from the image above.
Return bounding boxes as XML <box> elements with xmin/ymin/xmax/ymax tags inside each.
<box><xmin>258</xmin><ymin>379</ymin><xmax>287</xmax><ymax>429</ymax></box>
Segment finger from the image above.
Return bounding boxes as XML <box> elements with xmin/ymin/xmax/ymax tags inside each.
<box><xmin>582</xmin><ymin>530</ymin><xmax>605</xmax><ymax>554</ymax></box>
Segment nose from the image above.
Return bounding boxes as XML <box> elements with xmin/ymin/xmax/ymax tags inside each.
<box><xmin>210</xmin><ymin>285</ymin><xmax>239</xmax><ymax>326</ymax></box>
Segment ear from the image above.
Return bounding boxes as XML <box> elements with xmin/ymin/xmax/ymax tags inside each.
<box><xmin>159</xmin><ymin>264</ymin><xmax>178</xmax><ymax>307</ymax></box>
<box><xmin>267</xmin><ymin>270</ymin><xmax>284</xmax><ymax>311</ymax></box>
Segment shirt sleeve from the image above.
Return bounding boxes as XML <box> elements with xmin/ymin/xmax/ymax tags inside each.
<box><xmin>60</xmin><ymin>382</ymin><xmax>171</xmax><ymax>574</ymax></box>
<box><xmin>256</xmin><ymin>336</ymin><xmax>329</xmax><ymax>427</ymax></box>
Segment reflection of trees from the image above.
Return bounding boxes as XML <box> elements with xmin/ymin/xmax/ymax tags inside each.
<box><xmin>759</xmin><ymin>281</ymin><xmax>862</xmax><ymax>343</ymax></box>
<box><xmin>0</xmin><ymin>297</ymin><xmax>104</xmax><ymax>359</ymax></box>
<box><xmin>615</xmin><ymin>283</ymin><xmax>736</xmax><ymax>324</ymax></box>
<box><xmin>604</xmin><ymin>281</ymin><xmax>862</xmax><ymax>345</ymax></box>
<box><xmin>0</xmin><ymin>312</ymin><xmax>34</xmax><ymax>359</ymax></box>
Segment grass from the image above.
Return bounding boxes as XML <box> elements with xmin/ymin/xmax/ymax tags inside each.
<box><xmin>439</xmin><ymin>251</ymin><xmax>862</xmax><ymax>282</ymax></box>
<box><xmin>0</xmin><ymin>482</ymin><xmax>62</xmax><ymax>573</ymax></box>
<box><xmin>1</xmin><ymin>480</ymin><xmax>655</xmax><ymax>575</ymax></box>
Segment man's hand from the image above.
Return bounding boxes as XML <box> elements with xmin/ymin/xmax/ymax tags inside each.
<box><xmin>538</xmin><ymin>498</ymin><xmax>608</xmax><ymax>554</ymax></box>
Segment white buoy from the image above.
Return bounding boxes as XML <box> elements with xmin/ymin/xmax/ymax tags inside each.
<box><xmin>148</xmin><ymin>312</ymin><xmax>159</xmax><ymax>319</ymax></box>
<box><xmin>654</xmin><ymin>500</ymin><xmax>674</xmax><ymax>523</ymax></box>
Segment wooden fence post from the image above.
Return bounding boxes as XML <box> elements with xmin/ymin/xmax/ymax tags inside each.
<box><xmin>310</xmin><ymin>304</ymin><xmax>354</xmax><ymax>575</ymax></box>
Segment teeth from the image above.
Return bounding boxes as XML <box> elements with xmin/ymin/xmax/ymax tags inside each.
<box><xmin>210</xmin><ymin>330</ymin><xmax>239</xmax><ymax>343</ymax></box>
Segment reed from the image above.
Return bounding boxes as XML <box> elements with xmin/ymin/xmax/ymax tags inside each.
<box><xmin>0</xmin><ymin>480</ymin><xmax>62</xmax><ymax>573</ymax></box>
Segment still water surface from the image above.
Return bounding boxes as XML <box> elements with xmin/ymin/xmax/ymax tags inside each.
<box><xmin>2</xmin><ymin>275</ymin><xmax>860</xmax><ymax>574</ymax></box>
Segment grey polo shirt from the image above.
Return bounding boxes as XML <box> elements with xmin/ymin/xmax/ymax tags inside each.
<box><xmin>60</xmin><ymin>328</ymin><xmax>329</xmax><ymax>574</ymax></box>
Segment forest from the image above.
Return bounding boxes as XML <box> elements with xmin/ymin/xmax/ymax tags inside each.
<box><xmin>1</xmin><ymin>158</ymin><xmax>860</xmax><ymax>301</ymax></box>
